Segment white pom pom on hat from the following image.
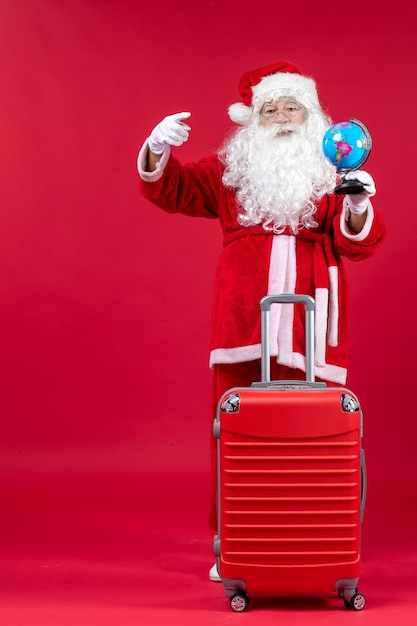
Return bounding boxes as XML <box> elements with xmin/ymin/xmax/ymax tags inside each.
<box><xmin>228</xmin><ymin>60</ymin><xmax>321</xmax><ymax>125</ymax></box>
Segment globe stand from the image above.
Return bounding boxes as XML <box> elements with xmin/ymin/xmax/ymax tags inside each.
<box><xmin>334</xmin><ymin>177</ymin><xmax>365</xmax><ymax>195</ymax></box>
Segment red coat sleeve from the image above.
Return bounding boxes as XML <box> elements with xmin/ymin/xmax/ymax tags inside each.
<box><xmin>319</xmin><ymin>194</ymin><xmax>386</xmax><ymax>262</ymax></box>
<box><xmin>139</xmin><ymin>152</ymin><xmax>222</xmax><ymax>220</ymax></box>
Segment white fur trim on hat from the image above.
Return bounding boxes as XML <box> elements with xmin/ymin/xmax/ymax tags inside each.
<box><xmin>252</xmin><ymin>73</ymin><xmax>320</xmax><ymax>110</ymax></box>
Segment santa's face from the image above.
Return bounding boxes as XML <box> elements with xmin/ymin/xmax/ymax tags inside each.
<box><xmin>219</xmin><ymin>97</ymin><xmax>337</xmax><ymax>234</ymax></box>
<box><xmin>259</xmin><ymin>96</ymin><xmax>306</xmax><ymax>132</ymax></box>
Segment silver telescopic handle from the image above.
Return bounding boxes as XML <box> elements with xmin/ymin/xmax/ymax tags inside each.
<box><xmin>260</xmin><ymin>294</ymin><xmax>315</xmax><ymax>383</ymax></box>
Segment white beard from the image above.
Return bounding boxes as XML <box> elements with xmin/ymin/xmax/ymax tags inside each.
<box><xmin>219</xmin><ymin>117</ymin><xmax>337</xmax><ymax>233</ymax></box>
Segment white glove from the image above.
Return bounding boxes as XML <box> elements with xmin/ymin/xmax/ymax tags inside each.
<box><xmin>148</xmin><ymin>112</ymin><xmax>191</xmax><ymax>155</ymax></box>
<box><xmin>344</xmin><ymin>170</ymin><xmax>376</xmax><ymax>214</ymax></box>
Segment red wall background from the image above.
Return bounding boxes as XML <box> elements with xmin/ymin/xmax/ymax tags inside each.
<box><xmin>0</xmin><ymin>0</ymin><xmax>416</xmax><ymax>578</ymax></box>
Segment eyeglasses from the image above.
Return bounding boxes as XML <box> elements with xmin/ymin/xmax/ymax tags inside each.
<box><xmin>261</xmin><ymin>102</ymin><xmax>304</xmax><ymax>120</ymax></box>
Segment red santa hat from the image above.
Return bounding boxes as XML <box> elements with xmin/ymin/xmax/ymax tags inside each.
<box><xmin>228</xmin><ymin>61</ymin><xmax>321</xmax><ymax>125</ymax></box>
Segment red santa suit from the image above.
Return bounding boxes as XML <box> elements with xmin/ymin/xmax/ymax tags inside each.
<box><xmin>138</xmin><ymin>145</ymin><xmax>385</xmax><ymax>386</ymax></box>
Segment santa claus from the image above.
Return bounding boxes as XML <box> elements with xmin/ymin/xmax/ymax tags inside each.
<box><xmin>137</xmin><ymin>61</ymin><xmax>386</xmax><ymax>581</ymax></box>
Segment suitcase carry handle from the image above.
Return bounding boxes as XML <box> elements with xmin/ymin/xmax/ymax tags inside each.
<box><xmin>260</xmin><ymin>294</ymin><xmax>315</xmax><ymax>384</ymax></box>
<box><xmin>360</xmin><ymin>449</ymin><xmax>367</xmax><ymax>522</ymax></box>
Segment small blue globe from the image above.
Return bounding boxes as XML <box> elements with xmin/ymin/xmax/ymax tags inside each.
<box><xmin>322</xmin><ymin>119</ymin><xmax>371</xmax><ymax>172</ymax></box>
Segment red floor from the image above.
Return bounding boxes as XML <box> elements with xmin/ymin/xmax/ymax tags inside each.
<box><xmin>1</xmin><ymin>471</ymin><xmax>416</xmax><ymax>626</ymax></box>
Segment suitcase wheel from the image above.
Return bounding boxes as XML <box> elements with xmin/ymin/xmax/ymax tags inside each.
<box><xmin>230</xmin><ymin>593</ymin><xmax>249</xmax><ymax>612</ymax></box>
<box><xmin>344</xmin><ymin>593</ymin><xmax>366</xmax><ymax>611</ymax></box>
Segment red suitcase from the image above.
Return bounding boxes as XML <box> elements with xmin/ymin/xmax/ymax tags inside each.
<box><xmin>213</xmin><ymin>294</ymin><xmax>367</xmax><ymax>612</ymax></box>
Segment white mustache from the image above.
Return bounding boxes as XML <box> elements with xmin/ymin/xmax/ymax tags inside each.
<box><xmin>274</xmin><ymin>123</ymin><xmax>300</xmax><ymax>135</ymax></box>
<box><xmin>260</xmin><ymin>123</ymin><xmax>301</xmax><ymax>138</ymax></box>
